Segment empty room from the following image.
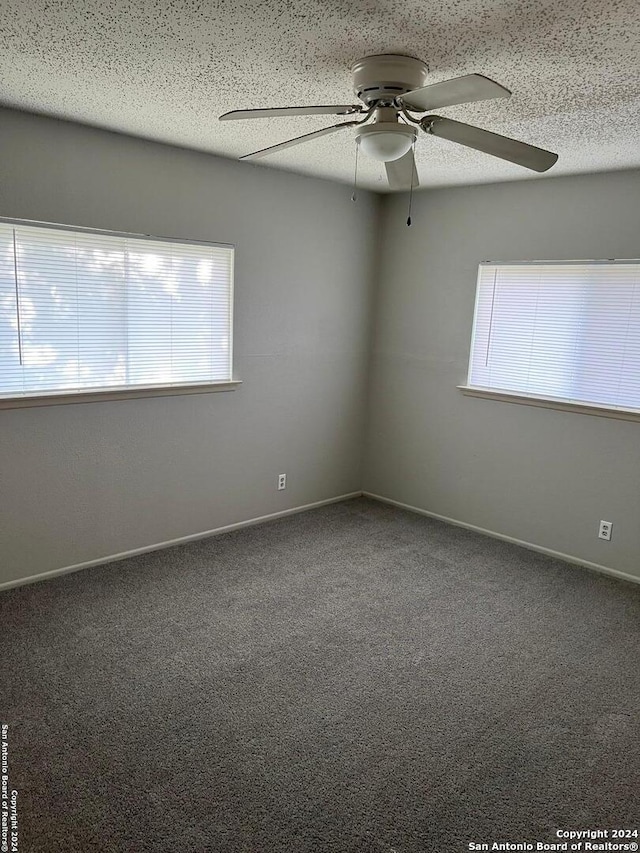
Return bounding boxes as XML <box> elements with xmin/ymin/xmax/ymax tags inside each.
<box><xmin>1</xmin><ymin>0</ymin><xmax>639</xmax><ymax>851</ymax></box>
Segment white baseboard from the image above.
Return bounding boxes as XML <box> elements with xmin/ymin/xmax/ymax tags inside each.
<box><xmin>363</xmin><ymin>491</ymin><xmax>640</xmax><ymax>587</ymax></box>
<box><xmin>0</xmin><ymin>491</ymin><xmax>363</xmax><ymax>592</ymax></box>
<box><xmin>6</xmin><ymin>489</ymin><xmax>637</xmax><ymax>593</ymax></box>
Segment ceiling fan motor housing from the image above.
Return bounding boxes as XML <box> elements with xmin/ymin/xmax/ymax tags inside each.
<box><xmin>351</xmin><ymin>54</ymin><xmax>429</xmax><ymax>105</ymax></box>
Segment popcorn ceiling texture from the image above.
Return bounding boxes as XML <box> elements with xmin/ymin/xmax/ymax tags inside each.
<box><xmin>0</xmin><ymin>0</ymin><xmax>638</xmax><ymax>191</ymax></box>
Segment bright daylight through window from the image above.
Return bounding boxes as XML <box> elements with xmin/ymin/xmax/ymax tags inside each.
<box><xmin>466</xmin><ymin>261</ymin><xmax>640</xmax><ymax>413</ymax></box>
<box><xmin>0</xmin><ymin>221</ymin><xmax>234</xmax><ymax>401</ymax></box>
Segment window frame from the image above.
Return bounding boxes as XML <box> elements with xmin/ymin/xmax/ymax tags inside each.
<box><xmin>0</xmin><ymin>216</ymin><xmax>240</xmax><ymax>409</ymax></box>
<box><xmin>459</xmin><ymin>258</ymin><xmax>640</xmax><ymax>423</ymax></box>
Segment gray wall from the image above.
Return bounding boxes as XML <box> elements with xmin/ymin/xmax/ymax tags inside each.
<box><xmin>365</xmin><ymin>170</ymin><xmax>640</xmax><ymax>580</ymax></box>
<box><xmin>2</xmin><ymin>109</ymin><xmax>638</xmax><ymax>589</ymax></box>
<box><xmin>0</xmin><ymin>108</ymin><xmax>379</xmax><ymax>586</ymax></box>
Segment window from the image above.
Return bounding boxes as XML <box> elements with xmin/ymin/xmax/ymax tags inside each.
<box><xmin>0</xmin><ymin>220</ymin><xmax>234</xmax><ymax>403</ymax></box>
<box><xmin>465</xmin><ymin>261</ymin><xmax>640</xmax><ymax>413</ymax></box>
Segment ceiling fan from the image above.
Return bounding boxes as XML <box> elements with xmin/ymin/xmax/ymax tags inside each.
<box><xmin>220</xmin><ymin>54</ymin><xmax>558</xmax><ymax>190</ymax></box>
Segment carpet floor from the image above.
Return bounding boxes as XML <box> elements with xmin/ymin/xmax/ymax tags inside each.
<box><xmin>1</xmin><ymin>497</ymin><xmax>639</xmax><ymax>852</ymax></box>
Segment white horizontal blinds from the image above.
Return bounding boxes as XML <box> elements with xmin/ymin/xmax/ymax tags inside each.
<box><xmin>16</xmin><ymin>227</ymin><xmax>128</xmax><ymax>393</ymax></box>
<box><xmin>0</xmin><ymin>222</ymin><xmax>233</xmax><ymax>398</ymax></box>
<box><xmin>125</xmin><ymin>237</ymin><xmax>232</xmax><ymax>386</ymax></box>
<box><xmin>0</xmin><ymin>228</ymin><xmax>22</xmax><ymax>395</ymax></box>
<box><xmin>468</xmin><ymin>262</ymin><xmax>640</xmax><ymax>410</ymax></box>
<box><xmin>573</xmin><ymin>267</ymin><xmax>640</xmax><ymax>408</ymax></box>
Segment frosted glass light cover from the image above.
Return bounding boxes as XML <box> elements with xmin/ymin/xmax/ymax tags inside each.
<box><xmin>358</xmin><ymin>130</ymin><xmax>414</xmax><ymax>162</ymax></box>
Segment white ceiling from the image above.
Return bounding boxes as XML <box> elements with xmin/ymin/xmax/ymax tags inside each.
<box><xmin>1</xmin><ymin>0</ymin><xmax>639</xmax><ymax>191</ymax></box>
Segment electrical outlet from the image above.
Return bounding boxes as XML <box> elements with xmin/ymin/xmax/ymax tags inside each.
<box><xmin>598</xmin><ymin>520</ymin><xmax>612</xmax><ymax>541</ymax></box>
<box><xmin>277</xmin><ymin>473</ymin><xmax>286</xmax><ymax>491</ymax></box>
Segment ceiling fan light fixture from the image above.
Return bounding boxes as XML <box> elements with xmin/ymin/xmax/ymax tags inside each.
<box><xmin>356</xmin><ymin>122</ymin><xmax>417</xmax><ymax>162</ymax></box>
<box><xmin>226</xmin><ymin>54</ymin><xmax>557</xmax><ymax>179</ymax></box>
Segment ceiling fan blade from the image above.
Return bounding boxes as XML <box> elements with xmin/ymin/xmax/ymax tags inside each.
<box><xmin>401</xmin><ymin>74</ymin><xmax>510</xmax><ymax>112</ymax></box>
<box><xmin>385</xmin><ymin>148</ymin><xmax>420</xmax><ymax>190</ymax></box>
<box><xmin>422</xmin><ymin>115</ymin><xmax>558</xmax><ymax>172</ymax></box>
<box><xmin>220</xmin><ymin>105</ymin><xmax>363</xmax><ymax>120</ymax></box>
<box><xmin>240</xmin><ymin>120</ymin><xmax>361</xmax><ymax>160</ymax></box>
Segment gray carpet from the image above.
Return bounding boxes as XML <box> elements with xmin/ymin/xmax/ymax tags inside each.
<box><xmin>1</xmin><ymin>497</ymin><xmax>639</xmax><ymax>853</ymax></box>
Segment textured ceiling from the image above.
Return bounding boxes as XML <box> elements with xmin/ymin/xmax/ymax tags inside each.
<box><xmin>0</xmin><ymin>0</ymin><xmax>639</xmax><ymax>191</ymax></box>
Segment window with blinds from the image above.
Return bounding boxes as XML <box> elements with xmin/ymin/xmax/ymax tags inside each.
<box><xmin>467</xmin><ymin>261</ymin><xmax>640</xmax><ymax>412</ymax></box>
<box><xmin>0</xmin><ymin>220</ymin><xmax>234</xmax><ymax>400</ymax></box>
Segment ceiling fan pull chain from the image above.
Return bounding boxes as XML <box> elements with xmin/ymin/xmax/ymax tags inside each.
<box><xmin>406</xmin><ymin>142</ymin><xmax>416</xmax><ymax>226</ymax></box>
<box><xmin>351</xmin><ymin>141</ymin><xmax>360</xmax><ymax>202</ymax></box>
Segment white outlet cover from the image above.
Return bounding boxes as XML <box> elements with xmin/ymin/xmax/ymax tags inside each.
<box><xmin>598</xmin><ymin>521</ymin><xmax>612</xmax><ymax>540</ymax></box>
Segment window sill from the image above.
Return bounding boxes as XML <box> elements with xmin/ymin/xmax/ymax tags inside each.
<box><xmin>0</xmin><ymin>381</ymin><xmax>242</xmax><ymax>410</ymax></box>
<box><xmin>457</xmin><ymin>386</ymin><xmax>640</xmax><ymax>423</ymax></box>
